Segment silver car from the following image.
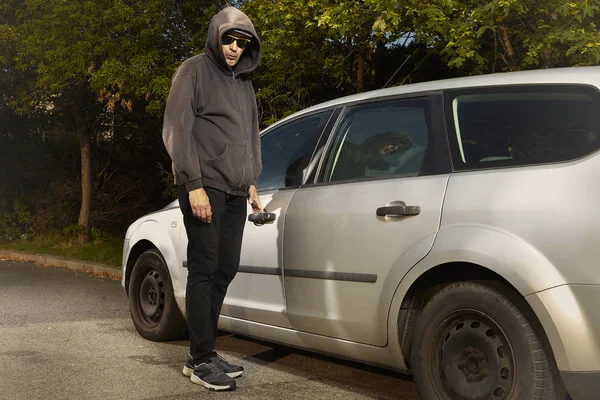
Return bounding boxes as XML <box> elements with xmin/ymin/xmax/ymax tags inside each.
<box><xmin>122</xmin><ymin>66</ymin><xmax>600</xmax><ymax>400</ymax></box>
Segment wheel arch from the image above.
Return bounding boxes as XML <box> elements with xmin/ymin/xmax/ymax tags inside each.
<box><xmin>124</xmin><ymin>239</ymin><xmax>157</xmax><ymax>295</ymax></box>
<box><xmin>388</xmin><ymin>225</ymin><xmax>567</xmax><ymax>369</ymax></box>
<box><xmin>126</xmin><ymin>242</ymin><xmax>188</xmax><ymax>342</ymax></box>
<box><xmin>387</xmin><ymin>225</ymin><xmax>569</xmax><ymax>374</ymax></box>
<box><xmin>124</xmin><ymin>219</ymin><xmax>183</xmax><ymax>299</ymax></box>
<box><xmin>390</xmin><ymin>261</ymin><xmax>568</xmax><ymax>383</ymax></box>
<box><xmin>395</xmin><ymin>262</ymin><xmax>521</xmax><ymax>367</ymax></box>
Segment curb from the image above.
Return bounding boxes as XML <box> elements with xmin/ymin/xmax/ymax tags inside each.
<box><xmin>0</xmin><ymin>250</ymin><xmax>122</xmax><ymax>279</ymax></box>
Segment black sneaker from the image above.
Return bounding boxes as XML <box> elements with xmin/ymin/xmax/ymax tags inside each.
<box><xmin>183</xmin><ymin>353</ymin><xmax>244</xmax><ymax>379</ymax></box>
<box><xmin>212</xmin><ymin>354</ymin><xmax>244</xmax><ymax>378</ymax></box>
<box><xmin>182</xmin><ymin>354</ymin><xmax>194</xmax><ymax>377</ymax></box>
<box><xmin>189</xmin><ymin>359</ymin><xmax>236</xmax><ymax>391</ymax></box>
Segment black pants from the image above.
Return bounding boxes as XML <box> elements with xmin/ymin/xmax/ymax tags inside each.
<box><xmin>177</xmin><ymin>185</ymin><xmax>246</xmax><ymax>364</ymax></box>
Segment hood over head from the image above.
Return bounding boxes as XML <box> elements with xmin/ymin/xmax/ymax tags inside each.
<box><xmin>205</xmin><ymin>7</ymin><xmax>261</xmax><ymax>75</ymax></box>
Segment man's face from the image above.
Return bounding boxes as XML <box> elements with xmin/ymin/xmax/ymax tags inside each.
<box><xmin>379</xmin><ymin>143</ymin><xmax>400</xmax><ymax>155</ymax></box>
<box><xmin>222</xmin><ymin>33</ymin><xmax>249</xmax><ymax>67</ymax></box>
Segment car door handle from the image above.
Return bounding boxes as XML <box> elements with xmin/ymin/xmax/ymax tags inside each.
<box><xmin>248</xmin><ymin>212</ymin><xmax>277</xmax><ymax>226</ymax></box>
<box><xmin>376</xmin><ymin>205</ymin><xmax>421</xmax><ymax>217</ymax></box>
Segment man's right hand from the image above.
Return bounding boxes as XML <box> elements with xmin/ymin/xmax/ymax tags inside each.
<box><xmin>189</xmin><ymin>188</ymin><xmax>212</xmax><ymax>223</ymax></box>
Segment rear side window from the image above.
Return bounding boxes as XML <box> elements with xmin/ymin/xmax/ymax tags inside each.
<box><xmin>320</xmin><ymin>98</ymin><xmax>436</xmax><ymax>183</ymax></box>
<box><xmin>445</xmin><ymin>85</ymin><xmax>600</xmax><ymax>170</ymax></box>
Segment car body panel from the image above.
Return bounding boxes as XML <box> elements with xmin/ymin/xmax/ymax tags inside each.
<box><xmin>218</xmin><ymin>189</ymin><xmax>295</xmax><ymax>328</ymax></box>
<box><xmin>525</xmin><ymin>284</ymin><xmax>600</xmax><ymax>398</ymax></box>
<box><xmin>218</xmin><ymin>314</ymin><xmax>400</xmax><ymax>371</ymax></box>
<box><xmin>283</xmin><ymin>174</ymin><xmax>449</xmax><ymax>346</ymax></box>
<box><xmin>524</xmin><ymin>284</ymin><xmax>600</xmax><ymax>372</ymax></box>
<box><xmin>439</xmin><ymin>157</ymin><xmax>600</xmax><ymax>288</ymax></box>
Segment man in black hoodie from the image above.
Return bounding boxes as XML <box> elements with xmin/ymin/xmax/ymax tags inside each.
<box><xmin>162</xmin><ymin>6</ymin><xmax>263</xmax><ymax>391</ymax></box>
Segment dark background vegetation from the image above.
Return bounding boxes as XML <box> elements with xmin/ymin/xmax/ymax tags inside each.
<box><xmin>1</xmin><ymin>0</ymin><xmax>599</xmax><ymax>261</ymax></box>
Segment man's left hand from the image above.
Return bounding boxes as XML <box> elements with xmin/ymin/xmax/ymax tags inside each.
<box><xmin>247</xmin><ymin>185</ymin><xmax>264</xmax><ymax>213</ymax></box>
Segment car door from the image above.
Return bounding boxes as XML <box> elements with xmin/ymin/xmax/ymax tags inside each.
<box><xmin>219</xmin><ymin>109</ymin><xmax>335</xmax><ymax>328</ymax></box>
<box><xmin>282</xmin><ymin>95</ymin><xmax>451</xmax><ymax>346</ymax></box>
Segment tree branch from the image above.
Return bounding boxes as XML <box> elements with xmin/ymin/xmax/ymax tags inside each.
<box><xmin>498</xmin><ymin>25</ymin><xmax>516</xmax><ymax>70</ymax></box>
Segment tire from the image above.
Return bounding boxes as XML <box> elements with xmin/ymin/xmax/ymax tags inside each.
<box><xmin>128</xmin><ymin>249</ymin><xmax>187</xmax><ymax>341</ymax></box>
<box><xmin>410</xmin><ymin>281</ymin><xmax>558</xmax><ymax>400</ymax></box>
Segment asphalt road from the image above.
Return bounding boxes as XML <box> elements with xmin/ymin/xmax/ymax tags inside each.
<box><xmin>0</xmin><ymin>259</ymin><xmax>419</xmax><ymax>400</ymax></box>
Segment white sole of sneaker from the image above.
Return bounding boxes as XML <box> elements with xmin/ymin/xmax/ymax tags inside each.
<box><xmin>226</xmin><ymin>371</ymin><xmax>244</xmax><ymax>379</ymax></box>
<box><xmin>227</xmin><ymin>370</ymin><xmax>243</xmax><ymax>379</ymax></box>
<box><xmin>190</xmin><ymin>374</ymin><xmax>236</xmax><ymax>391</ymax></box>
<box><xmin>184</xmin><ymin>365</ymin><xmax>243</xmax><ymax>379</ymax></box>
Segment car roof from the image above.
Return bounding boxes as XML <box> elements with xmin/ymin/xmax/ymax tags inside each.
<box><xmin>262</xmin><ymin>66</ymin><xmax>600</xmax><ymax>134</ymax></box>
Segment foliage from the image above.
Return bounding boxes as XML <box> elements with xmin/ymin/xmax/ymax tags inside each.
<box><xmin>368</xmin><ymin>0</ymin><xmax>600</xmax><ymax>73</ymax></box>
<box><xmin>242</xmin><ymin>0</ymin><xmax>347</xmax><ymax>125</ymax></box>
<box><xmin>242</xmin><ymin>0</ymin><xmax>438</xmax><ymax>126</ymax></box>
<box><xmin>87</xmin><ymin>0</ymin><xmax>226</xmax><ymax>117</ymax></box>
<box><xmin>0</xmin><ymin>198</ymin><xmax>31</xmax><ymax>240</ymax></box>
<box><xmin>3</xmin><ymin>0</ymin><xmax>600</xmax><ymax>250</ymax></box>
<box><xmin>0</xmin><ymin>0</ymin><xmax>225</xmax><ymax>241</ymax></box>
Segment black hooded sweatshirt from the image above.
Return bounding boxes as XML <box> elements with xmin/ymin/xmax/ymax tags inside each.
<box><xmin>162</xmin><ymin>7</ymin><xmax>262</xmax><ymax>197</ymax></box>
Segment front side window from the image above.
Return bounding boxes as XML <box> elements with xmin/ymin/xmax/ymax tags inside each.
<box><xmin>257</xmin><ymin>111</ymin><xmax>330</xmax><ymax>192</ymax></box>
<box><xmin>321</xmin><ymin>98</ymin><xmax>432</xmax><ymax>183</ymax></box>
<box><xmin>447</xmin><ymin>86</ymin><xmax>600</xmax><ymax>170</ymax></box>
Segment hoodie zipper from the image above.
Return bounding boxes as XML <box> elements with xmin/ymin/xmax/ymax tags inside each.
<box><xmin>231</xmin><ymin>69</ymin><xmax>249</xmax><ymax>189</ymax></box>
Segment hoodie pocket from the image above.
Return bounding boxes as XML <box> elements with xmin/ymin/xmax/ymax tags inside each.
<box><xmin>202</xmin><ymin>142</ymin><xmax>245</xmax><ymax>186</ymax></box>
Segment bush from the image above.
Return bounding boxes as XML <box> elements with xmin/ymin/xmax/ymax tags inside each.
<box><xmin>0</xmin><ymin>198</ymin><xmax>32</xmax><ymax>240</ymax></box>
<box><xmin>91</xmin><ymin>176</ymin><xmax>157</xmax><ymax>235</ymax></box>
<box><xmin>33</xmin><ymin>180</ymin><xmax>81</xmax><ymax>236</ymax></box>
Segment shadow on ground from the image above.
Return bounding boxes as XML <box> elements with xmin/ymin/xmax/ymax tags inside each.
<box><xmin>152</xmin><ymin>330</ymin><xmax>416</xmax><ymax>400</ymax></box>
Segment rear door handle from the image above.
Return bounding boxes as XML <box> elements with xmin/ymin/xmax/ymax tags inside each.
<box><xmin>376</xmin><ymin>205</ymin><xmax>421</xmax><ymax>217</ymax></box>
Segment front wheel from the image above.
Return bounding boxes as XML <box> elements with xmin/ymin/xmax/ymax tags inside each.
<box><xmin>410</xmin><ymin>282</ymin><xmax>560</xmax><ymax>400</ymax></box>
<box><xmin>128</xmin><ymin>249</ymin><xmax>187</xmax><ymax>341</ymax></box>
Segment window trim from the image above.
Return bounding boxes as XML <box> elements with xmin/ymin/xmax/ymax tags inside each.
<box><xmin>302</xmin><ymin>107</ymin><xmax>342</xmax><ymax>185</ymax></box>
<box><xmin>310</xmin><ymin>92</ymin><xmax>451</xmax><ymax>187</ymax></box>
<box><xmin>443</xmin><ymin>83</ymin><xmax>600</xmax><ymax>173</ymax></box>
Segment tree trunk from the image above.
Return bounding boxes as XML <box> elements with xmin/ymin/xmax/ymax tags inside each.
<box><xmin>356</xmin><ymin>52</ymin><xmax>365</xmax><ymax>93</ymax></box>
<box><xmin>78</xmin><ymin>131</ymin><xmax>92</xmax><ymax>244</ymax></box>
<box><xmin>542</xmin><ymin>49</ymin><xmax>554</xmax><ymax>68</ymax></box>
<box><xmin>498</xmin><ymin>25</ymin><xmax>516</xmax><ymax>71</ymax></box>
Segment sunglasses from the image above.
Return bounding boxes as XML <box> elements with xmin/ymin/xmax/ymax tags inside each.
<box><xmin>222</xmin><ymin>34</ymin><xmax>251</xmax><ymax>49</ymax></box>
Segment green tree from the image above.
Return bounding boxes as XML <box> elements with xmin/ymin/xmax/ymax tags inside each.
<box><xmin>242</xmin><ymin>0</ymin><xmax>428</xmax><ymax>125</ymax></box>
<box><xmin>368</xmin><ymin>0</ymin><xmax>600</xmax><ymax>74</ymax></box>
<box><xmin>7</xmin><ymin>0</ymin><xmax>123</xmax><ymax>243</ymax></box>
<box><xmin>3</xmin><ymin>0</ymin><xmax>225</xmax><ymax>242</ymax></box>
<box><xmin>242</xmin><ymin>0</ymin><xmax>347</xmax><ymax>125</ymax></box>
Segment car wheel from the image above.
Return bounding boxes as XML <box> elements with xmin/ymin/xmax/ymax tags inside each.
<box><xmin>128</xmin><ymin>249</ymin><xmax>187</xmax><ymax>341</ymax></box>
<box><xmin>410</xmin><ymin>281</ymin><xmax>559</xmax><ymax>400</ymax></box>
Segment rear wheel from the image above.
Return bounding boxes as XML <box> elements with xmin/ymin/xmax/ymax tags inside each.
<box><xmin>410</xmin><ymin>282</ymin><xmax>559</xmax><ymax>400</ymax></box>
<box><xmin>128</xmin><ymin>249</ymin><xmax>187</xmax><ymax>341</ymax></box>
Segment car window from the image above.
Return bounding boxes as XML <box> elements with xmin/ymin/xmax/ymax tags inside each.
<box><xmin>447</xmin><ymin>86</ymin><xmax>600</xmax><ymax>169</ymax></box>
<box><xmin>321</xmin><ymin>98</ymin><xmax>431</xmax><ymax>183</ymax></box>
<box><xmin>257</xmin><ymin>111</ymin><xmax>329</xmax><ymax>192</ymax></box>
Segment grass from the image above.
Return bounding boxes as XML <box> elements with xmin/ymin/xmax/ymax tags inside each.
<box><xmin>0</xmin><ymin>236</ymin><xmax>123</xmax><ymax>266</ymax></box>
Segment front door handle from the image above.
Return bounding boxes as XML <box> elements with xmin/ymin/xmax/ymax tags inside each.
<box><xmin>248</xmin><ymin>212</ymin><xmax>277</xmax><ymax>226</ymax></box>
<box><xmin>376</xmin><ymin>205</ymin><xmax>421</xmax><ymax>217</ymax></box>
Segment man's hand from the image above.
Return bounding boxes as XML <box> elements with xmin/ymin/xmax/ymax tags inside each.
<box><xmin>247</xmin><ymin>185</ymin><xmax>263</xmax><ymax>213</ymax></box>
<box><xmin>189</xmin><ymin>188</ymin><xmax>212</xmax><ymax>223</ymax></box>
